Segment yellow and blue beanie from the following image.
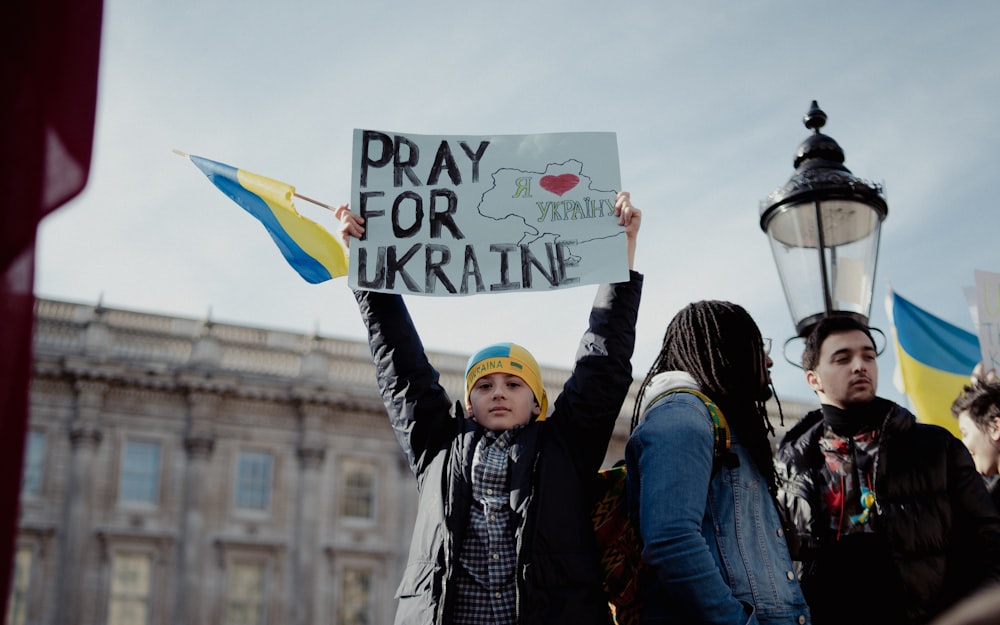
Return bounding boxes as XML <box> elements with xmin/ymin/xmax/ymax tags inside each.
<box><xmin>464</xmin><ymin>342</ymin><xmax>548</xmax><ymax>420</ymax></box>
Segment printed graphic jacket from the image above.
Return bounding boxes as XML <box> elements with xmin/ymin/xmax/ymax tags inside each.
<box><xmin>775</xmin><ymin>401</ymin><xmax>1000</xmax><ymax>624</ymax></box>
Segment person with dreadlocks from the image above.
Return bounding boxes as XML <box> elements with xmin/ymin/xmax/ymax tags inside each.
<box><xmin>624</xmin><ymin>300</ymin><xmax>810</xmax><ymax>624</ymax></box>
<box><xmin>775</xmin><ymin>316</ymin><xmax>1000</xmax><ymax>625</ymax></box>
<box><xmin>335</xmin><ymin>192</ymin><xmax>643</xmax><ymax>625</ymax></box>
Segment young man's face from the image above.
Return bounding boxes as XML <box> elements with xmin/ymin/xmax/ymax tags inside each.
<box><xmin>957</xmin><ymin>412</ymin><xmax>1000</xmax><ymax>477</ymax></box>
<box><xmin>805</xmin><ymin>329</ymin><xmax>878</xmax><ymax>409</ymax></box>
<box><xmin>468</xmin><ymin>372</ymin><xmax>540</xmax><ymax>431</ymax></box>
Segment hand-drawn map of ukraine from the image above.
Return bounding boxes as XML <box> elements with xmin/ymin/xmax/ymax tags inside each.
<box><xmin>350</xmin><ymin>130</ymin><xmax>629</xmax><ymax>296</ymax></box>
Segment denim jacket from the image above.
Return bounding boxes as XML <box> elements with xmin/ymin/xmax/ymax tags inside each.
<box><xmin>625</xmin><ymin>372</ymin><xmax>809</xmax><ymax>625</ymax></box>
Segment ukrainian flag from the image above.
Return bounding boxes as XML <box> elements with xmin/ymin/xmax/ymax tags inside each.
<box><xmin>887</xmin><ymin>290</ymin><xmax>980</xmax><ymax>435</ymax></box>
<box><xmin>189</xmin><ymin>155</ymin><xmax>348</xmax><ymax>284</ymax></box>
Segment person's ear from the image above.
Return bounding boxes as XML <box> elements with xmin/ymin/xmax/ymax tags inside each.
<box><xmin>988</xmin><ymin>418</ymin><xmax>1000</xmax><ymax>442</ymax></box>
<box><xmin>805</xmin><ymin>369</ymin><xmax>822</xmax><ymax>392</ymax></box>
<box><xmin>532</xmin><ymin>403</ymin><xmax>541</xmax><ymax>416</ymax></box>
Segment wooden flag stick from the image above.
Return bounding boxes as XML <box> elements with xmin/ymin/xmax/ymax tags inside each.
<box><xmin>293</xmin><ymin>191</ymin><xmax>337</xmax><ymax>213</ymax></box>
<box><xmin>173</xmin><ymin>148</ymin><xmax>341</xmax><ymax>215</ymax></box>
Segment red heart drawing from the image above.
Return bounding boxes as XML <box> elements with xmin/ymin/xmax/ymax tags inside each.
<box><xmin>539</xmin><ymin>173</ymin><xmax>580</xmax><ymax>196</ymax></box>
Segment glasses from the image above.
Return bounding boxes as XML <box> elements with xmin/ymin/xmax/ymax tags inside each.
<box><xmin>762</xmin><ymin>338</ymin><xmax>772</xmax><ymax>356</ymax></box>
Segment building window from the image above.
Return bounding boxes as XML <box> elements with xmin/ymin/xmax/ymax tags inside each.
<box><xmin>108</xmin><ymin>553</ymin><xmax>151</xmax><ymax>625</ymax></box>
<box><xmin>338</xmin><ymin>567</ymin><xmax>373</xmax><ymax>625</ymax></box>
<box><xmin>341</xmin><ymin>460</ymin><xmax>376</xmax><ymax>520</ymax></box>
<box><xmin>6</xmin><ymin>546</ymin><xmax>32</xmax><ymax>625</ymax></box>
<box><xmin>226</xmin><ymin>561</ymin><xmax>266</xmax><ymax>625</ymax></box>
<box><xmin>235</xmin><ymin>451</ymin><xmax>272</xmax><ymax>511</ymax></box>
<box><xmin>119</xmin><ymin>440</ymin><xmax>161</xmax><ymax>505</ymax></box>
<box><xmin>22</xmin><ymin>429</ymin><xmax>45</xmax><ymax>497</ymax></box>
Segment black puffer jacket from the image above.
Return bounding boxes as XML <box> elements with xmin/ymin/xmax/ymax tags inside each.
<box><xmin>356</xmin><ymin>272</ymin><xmax>642</xmax><ymax>625</ymax></box>
<box><xmin>776</xmin><ymin>402</ymin><xmax>1000</xmax><ymax>624</ymax></box>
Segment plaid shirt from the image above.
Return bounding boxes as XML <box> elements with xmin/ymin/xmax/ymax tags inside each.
<box><xmin>454</xmin><ymin>427</ymin><xmax>521</xmax><ymax>625</ymax></box>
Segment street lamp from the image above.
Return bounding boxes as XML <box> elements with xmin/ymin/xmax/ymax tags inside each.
<box><xmin>759</xmin><ymin>100</ymin><xmax>888</xmax><ymax>341</ymax></box>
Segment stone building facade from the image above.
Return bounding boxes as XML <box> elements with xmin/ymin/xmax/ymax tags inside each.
<box><xmin>10</xmin><ymin>297</ymin><xmax>811</xmax><ymax>625</ymax></box>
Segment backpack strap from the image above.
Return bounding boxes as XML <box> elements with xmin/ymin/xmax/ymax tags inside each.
<box><xmin>642</xmin><ymin>388</ymin><xmax>730</xmax><ymax>457</ymax></box>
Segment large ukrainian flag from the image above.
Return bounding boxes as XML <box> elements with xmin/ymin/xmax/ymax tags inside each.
<box><xmin>189</xmin><ymin>155</ymin><xmax>348</xmax><ymax>284</ymax></box>
<box><xmin>887</xmin><ymin>290</ymin><xmax>980</xmax><ymax>435</ymax></box>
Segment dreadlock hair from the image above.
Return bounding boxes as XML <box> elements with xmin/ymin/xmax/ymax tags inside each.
<box><xmin>631</xmin><ymin>300</ymin><xmax>778</xmax><ymax>494</ymax></box>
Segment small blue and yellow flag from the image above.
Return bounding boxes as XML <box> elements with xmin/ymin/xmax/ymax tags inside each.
<box><xmin>187</xmin><ymin>154</ymin><xmax>347</xmax><ymax>284</ymax></box>
<box><xmin>887</xmin><ymin>290</ymin><xmax>980</xmax><ymax>435</ymax></box>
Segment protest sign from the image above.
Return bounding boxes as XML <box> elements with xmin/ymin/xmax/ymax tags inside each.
<box><xmin>974</xmin><ymin>269</ymin><xmax>1000</xmax><ymax>372</ymax></box>
<box><xmin>349</xmin><ymin>130</ymin><xmax>627</xmax><ymax>295</ymax></box>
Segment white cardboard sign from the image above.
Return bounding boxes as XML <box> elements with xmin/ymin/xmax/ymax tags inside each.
<box><xmin>349</xmin><ymin>130</ymin><xmax>627</xmax><ymax>295</ymax></box>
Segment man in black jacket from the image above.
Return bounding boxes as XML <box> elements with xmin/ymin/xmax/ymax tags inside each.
<box><xmin>776</xmin><ymin>316</ymin><xmax>1000</xmax><ymax>625</ymax></box>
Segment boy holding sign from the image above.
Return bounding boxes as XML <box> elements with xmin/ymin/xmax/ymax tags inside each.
<box><xmin>337</xmin><ymin>192</ymin><xmax>642</xmax><ymax>625</ymax></box>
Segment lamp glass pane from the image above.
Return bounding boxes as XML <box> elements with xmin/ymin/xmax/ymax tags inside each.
<box><xmin>767</xmin><ymin>199</ymin><xmax>880</xmax><ymax>248</ymax></box>
<box><xmin>766</xmin><ymin>201</ymin><xmax>882</xmax><ymax>330</ymax></box>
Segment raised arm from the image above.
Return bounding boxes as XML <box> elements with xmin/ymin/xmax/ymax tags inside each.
<box><xmin>616</xmin><ymin>191</ymin><xmax>641</xmax><ymax>271</ymax></box>
<box><xmin>551</xmin><ymin>191</ymin><xmax>643</xmax><ymax>470</ymax></box>
<box><xmin>338</xmin><ymin>204</ymin><xmax>456</xmax><ymax>474</ymax></box>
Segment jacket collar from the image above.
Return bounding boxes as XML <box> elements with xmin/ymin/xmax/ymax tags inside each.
<box><xmin>637</xmin><ymin>371</ymin><xmax>700</xmax><ymax>422</ymax></box>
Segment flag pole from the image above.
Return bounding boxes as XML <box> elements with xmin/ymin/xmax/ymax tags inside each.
<box><xmin>173</xmin><ymin>148</ymin><xmax>338</xmax><ymax>213</ymax></box>
<box><xmin>292</xmin><ymin>192</ymin><xmax>337</xmax><ymax>213</ymax></box>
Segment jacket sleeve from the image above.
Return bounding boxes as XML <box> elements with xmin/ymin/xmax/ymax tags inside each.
<box><xmin>775</xmin><ymin>446</ymin><xmax>817</xmax><ymax>563</ymax></box>
<box><xmin>774</xmin><ymin>412</ymin><xmax>825</xmax><ymax>563</ymax></box>
<box><xmin>626</xmin><ymin>394</ymin><xmax>759</xmax><ymax>624</ymax></box>
<box><xmin>947</xmin><ymin>435</ymin><xmax>1000</xmax><ymax>588</ymax></box>
<box><xmin>550</xmin><ymin>271</ymin><xmax>642</xmax><ymax>471</ymax></box>
<box><xmin>354</xmin><ymin>289</ymin><xmax>456</xmax><ymax>475</ymax></box>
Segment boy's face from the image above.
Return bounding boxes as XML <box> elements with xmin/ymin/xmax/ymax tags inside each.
<box><xmin>957</xmin><ymin>412</ymin><xmax>1000</xmax><ymax>477</ymax></box>
<box><xmin>805</xmin><ymin>329</ymin><xmax>879</xmax><ymax>409</ymax></box>
<box><xmin>468</xmin><ymin>372</ymin><xmax>540</xmax><ymax>431</ymax></box>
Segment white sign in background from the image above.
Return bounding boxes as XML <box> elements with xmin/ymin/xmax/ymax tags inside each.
<box><xmin>974</xmin><ymin>269</ymin><xmax>1000</xmax><ymax>372</ymax></box>
<box><xmin>349</xmin><ymin>130</ymin><xmax>627</xmax><ymax>296</ymax></box>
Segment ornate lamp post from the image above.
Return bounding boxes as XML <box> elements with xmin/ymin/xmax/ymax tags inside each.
<box><xmin>760</xmin><ymin>101</ymin><xmax>888</xmax><ymax>340</ymax></box>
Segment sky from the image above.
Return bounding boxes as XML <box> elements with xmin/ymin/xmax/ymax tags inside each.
<box><xmin>35</xmin><ymin>0</ymin><xmax>1000</xmax><ymax>409</ymax></box>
